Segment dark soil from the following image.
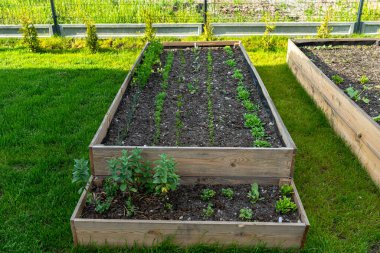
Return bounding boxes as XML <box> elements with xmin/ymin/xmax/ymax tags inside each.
<box><xmin>82</xmin><ymin>182</ymin><xmax>300</xmax><ymax>223</ymax></box>
<box><xmin>301</xmin><ymin>44</ymin><xmax>380</xmax><ymax>124</ymax></box>
<box><xmin>103</xmin><ymin>46</ymin><xmax>284</xmax><ymax>147</ymax></box>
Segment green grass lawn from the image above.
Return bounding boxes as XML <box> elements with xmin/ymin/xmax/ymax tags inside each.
<box><xmin>0</xmin><ymin>38</ymin><xmax>379</xmax><ymax>253</ymax></box>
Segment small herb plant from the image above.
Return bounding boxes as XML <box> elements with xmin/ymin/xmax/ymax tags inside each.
<box><xmin>359</xmin><ymin>75</ymin><xmax>369</xmax><ymax>85</ymax></box>
<box><xmin>223</xmin><ymin>46</ymin><xmax>234</xmax><ymax>57</ymax></box>
<box><xmin>201</xmin><ymin>189</ymin><xmax>216</xmax><ymax>201</ymax></box>
<box><xmin>153</xmin><ymin>154</ymin><xmax>180</xmax><ymax>195</ymax></box>
<box><xmin>225</xmin><ymin>59</ymin><xmax>236</xmax><ymax>67</ymax></box>
<box><xmin>345</xmin><ymin>87</ymin><xmax>370</xmax><ymax>104</ymax></box>
<box><xmin>108</xmin><ymin>149</ymin><xmax>153</xmax><ymax>193</ymax></box>
<box><xmin>280</xmin><ymin>184</ymin><xmax>294</xmax><ymax>197</ymax></box>
<box><xmin>72</xmin><ymin>158</ymin><xmax>90</xmax><ymax>194</ymax></box>
<box><xmin>187</xmin><ymin>83</ymin><xmax>198</xmax><ymax>94</ymax></box>
<box><xmin>239</xmin><ymin>208</ymin><xmax>253</xmax><ymax>220</ymax></box>
<box><xmin>254</xmin><ymin>140</ymin><xmax>271</xmax><ymax>147</ymax></box>
<box><xmin>232</xmin><ymin>69</ymin><xmax>243</xmax><ymax>80</ymax></box>
<box><xmin>374</xmin><ymin>115</ymin><xmax>380</xmax><ymax>122</ymax></box>
<box><xmin>331</xmin><ymin>75</ymin><xmax>344</xmax><ymax>85</ymax></box>
<box><xmin>202</xmin><ymin>203</ymin><xmax>214</xmax><ymax>217</ymax></box>
<box><xmin>95</xmin><ymin>197</ymin><xmax>112</xmax><ymax>214</ymax></box>
<box><xmin>317</xmin><ymin>6</ymin><xmax>333</xmax><ymax>38</ymax></box>
<box><xmin>248</xmin><ymin>183</ymin><xmax>260</xmax><ymax>203</ymax></box>
<box><xmin>125</xmin><ymin>197</ymin><xmax>136</xmax><ymax>217</ymax></box>
<box><xmin>276</xmin><ymin>196</ymin><xmax>297</xmax><ymax>214</ymax></box>
<box><xmin>221</xmin><ymin>188</ymin><xmax>234</xmax><ymax>200</ymax></box>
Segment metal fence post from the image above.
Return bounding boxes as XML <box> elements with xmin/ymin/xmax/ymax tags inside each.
<box><xmin>354</xmin><ymin>0</ymin><xmax>365</xmax><ymax>33</ymax></box>
<box><xmin>50</xmin><ymin>0</ymin><xmax>60</xmax><ymax>35</ymax></box>
<box><xmin>203</xmin><ymin>0</ymin><xmax>208</xmax><ymax>31</ymax></box>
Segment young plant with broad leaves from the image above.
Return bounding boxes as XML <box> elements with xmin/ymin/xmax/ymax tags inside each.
<box><xmin>153</xmin><ymin>154</ymin><xmax>180</xmax><ymax>195</ymax></box>
<box><xmin>72</xmin><ymin>158</ymin><xmax>90</xmax><ymax>194</ymax></box>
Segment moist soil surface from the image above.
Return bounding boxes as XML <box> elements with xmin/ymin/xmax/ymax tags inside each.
<box><xmin>82</xmin><ymin>183</ymin><xmax>300</xmax><ymax>223</ymax></box>
<box><xmin>301</xmin><ymin>44</ymin><xmax>380</xmax><ymax>124</ymax></box>
<box><xmin>103</xmin><ymin>46</ymin><xmax>284</xmax><ymax>147</ymax></box>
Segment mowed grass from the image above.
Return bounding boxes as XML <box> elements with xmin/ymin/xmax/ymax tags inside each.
<box><xmin>0</xmin><ymin>38</ymin><xmax>379</xmax><ymax>252</ymax></box>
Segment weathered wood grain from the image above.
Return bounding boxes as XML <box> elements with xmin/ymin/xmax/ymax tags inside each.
<box><xmin>287</xmin><ymin>39</ymin><xmax>380</xmax><ymax>186</ymax></box>
<box><xmin>71</xmin><ymin>178</ymin><xmax>307</xmax><ymax>248</ymax></box>
<box><xmin>91</xmin><ymin>145</ymin><xmax>294</xmax><ymax>178</ymax></box>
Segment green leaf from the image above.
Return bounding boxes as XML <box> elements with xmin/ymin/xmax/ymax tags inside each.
<box><xmin>120</xmin><ymin>183</ymin><xmax>127</xmax><ymax>192</ymax></box>
<box><xmin>373</xmin><ymin>115</ymin><xmax>380</xmax><ymax>122</ymax></box>
<box><xmin>362</xmin><ymin>97</ymin><xmax>370</xmax><ymax>104</ymax></box>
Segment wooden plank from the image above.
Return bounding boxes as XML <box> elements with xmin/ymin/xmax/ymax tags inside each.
<box><xmin>91</xmin><ymin>145</ymin><xmax>294</xmax><ymax>178</ymax></box>
<box><xmin>70</xmin><ymin>175</ymin><xmax>93</xmax><ymax>245</ymax></box>
<box><xmin>73</xmin><ymin>218</ymin><xmax>305</xmax><ymax>247</ymax></box>
<box><xmin>90</xmin><ymin>42</ymin><xmax>150</xmax><ymax>146</ymax></box>
<box><xmin>162</xmin><ymin>41</ymin><xmax>240</xmax><ymax>48</ymax></box>
<box><xmin>287</xmin><ymin>39</ymin><xmax>380</xmax><ymax>186</ymax></box>
<box><xmin>239</xmin><ymin>43</ymin><xmax>296</xmax><ymax>150</ymax></box>
<box><xmin>293</xmin><ymin>38</ymin><xmax>378</xmax><ymax>47</ymax></box>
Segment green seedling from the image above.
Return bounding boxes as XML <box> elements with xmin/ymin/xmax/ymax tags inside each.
<box><xmin>187</xmin><ymin>83</ymin><xmax>198</xmax><ymax>94</ymax></box>
<box><xmin>239</xmin><ymin>208</ymin><xmax>253</xmax><ymax>220</ymax></box>
<box><xmin>359</xmin><ymin>75</ymin><xmax>369</xmax><ymax>85</ymax></box>
<box><xmin>276</xmin><ymin>196</ymin><xmax>297</xmax><ymax>214</ymax></box>
<box><xmin>280</xmin><ymin>184</ymin><xmax>294</xmax><ymax>197</ymax></box>
<box><xmin>248</xmin><ymin>183</ymin><xmax>260</xmax><ymax>203</ymax></box>
<box><xmin>225</xmin><ymin>59</ymin><xmax>236</xmax><ymax>67</ymax></box>
<box><xmin>153</xmin><ymin>154</ymin><xmax>180</xmax><ymax>195</ymax></box>
<box><xmin>95</xmin><ymin>197</ymin><xmax>112</xmax><ymax>214</ymax></box>
<box><xmin>202</xmin><ymin>203</ymin><xmax>214</xmax><ymax>217</ymax></box>
<box><xmin>201</xmin><ymin>188</ymin><xmax>216</xmax><ymax>201</ymax></box>
<box><xmin>345</xmin><ymin>87</ymin><xmax>370</xmax><ymax>104</ymax></box>
<box><xmin>125</xmin><ymin>197</ymin><xmax>136</xmax><ymax>218</ymax></box>
<box><xmin>221</xmin><ymin>188</ymin><xmax>234</xmax><ymax>200</ymax></box>
<box><xmin>244</xmin><ymin>113</ymin><xmax>262</xmax><ymax>128</ymax></box>
<box><xmin>254</xmin><ymin>140</ymin><xmax>271</xmax><ymax>147</ymax></box>
<box><xmin>373</xmin><ymin>115</ymin><xmax>380</xmax><ymax>122</ymax></box>
<box><xmin>232</xmin><ymin>69</ymin><xmax>243</xmax><ymax>80</ymax></box>
<box><xmin>72</xmin><ymin>158</ymin><xmax>90</xmax><ymax>194</ymax></box>
<box><xmin>331</xmin><ymin>75</ymin><xmax>344</xmax><ymax>85</ymax></box>
<box><xmin>223</xmin><ymin>46</ymin><xmax>234</xmax><ymax>57</ymax></box>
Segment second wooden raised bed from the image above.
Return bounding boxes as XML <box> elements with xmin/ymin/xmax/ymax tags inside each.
<box><xmin>287</xmin><ymin>38</ymin><xmax>380</xmax><ymax>187</ymax></box>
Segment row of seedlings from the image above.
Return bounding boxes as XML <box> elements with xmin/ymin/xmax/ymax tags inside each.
<box><xmin>175</xmin><ymin>50</ymin><xmax>186</xmax><ymax>146</ymax></box>
<box><xmin>117</xmin><ymin>41</ymin><xmax>163</xmax><ymax>144</ymax></box>
<box><xmin>153</xmin><ymin>50</ymin><xmax>174</xmax><ymax>144</ymax></box>
<box><xmin>206</xmin><ymin>49</ymin><xmax>215</xmax><ymax>145</ymax></box>
<box><xmin>199</xmin><ymin>183</ymin><xmax>298</xmax><ymax>221</ymax></box>
<box><xmin>223</xmin><ymin>46</ymin><xmax>271</xmax><ymax>147</ymax></box>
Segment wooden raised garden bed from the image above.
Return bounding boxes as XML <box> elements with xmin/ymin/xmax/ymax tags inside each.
<box><xmin>287</xmin><ymin>38</ymin><xmax>380</xmax><ymax>187</ymax></box>
<box><xmin>71</xmin><ymin>41</ymin><xmax>309</xmax><ymax>248</ymax></box>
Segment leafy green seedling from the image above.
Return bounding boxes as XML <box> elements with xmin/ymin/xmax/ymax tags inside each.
<box><xmin>201</xmin><ymin>189</ymin><xmax>216</xmax><ymax>201</ymax></box>
<box><xmin>225</xmin><ymin>59</ymin><xmax>236</xmax><ymax>67</ymax></box>
<box><xmin>164</xmin><ymin>202</ymin><xmax>173</xmax><ymax>210</ymax></box>
<box><xmin>254</xmin><ymin>140</ymin><xmax>271</xmax><ymax>147</ymax></box>
<box><xmin>153</xmin><ymin>154</ymin><xmax>180</xmax><ymax>195</ymax></box>
<box><xmin>248</xmin><ymin>183</ymin><xmax>260</xmax><ymax>203</ymax></box>
<box><xmin>125</xmin><ymin>197</ymin><xmax>136</xmax><ymax>218</ymax></box>
<box><xmin>244</xmin><ymin>113</ymin><xmax>262</xmax><ymax>128</ymax></box>
<box><xmin>223</xmin><ymin>46</ymin><xmax>234</xmax><ymax>57</ymax></box>
<box><xmin>373</xmin><ymin>115</ymin><xmax>380</xmax><ymax>122</ymax></box>
<box><xmin>232</xmin><ymin>69</ymin><xmax>243</xmax><ymax>80</ymax></box>
<box><xmin>72</xmin><ymin>158</ymin><xmax>90</xmax><ymax>194</ymax></box>
<box><xmin>359</xmin><ymin>75</ymin><xmax>369</xmax><ymax>85</ymax></box>
<box><xmin>221</xmin><ymin>188</ymin><xmax>234</xmax><ymax>200</ymax></box>
<box><xmin>187</xmin><ymin>83</ymin><xmax>198</xmax><ymax>94</ymax></box>
<box><xmin>104</xmin><ymin>178</ymin><xmax>118</xmax><ymax>197</ymax></box>
<box><xmin>331</xmin><ymin>75</ymin><xmax>344</xmax><ymax>85</ymax></box>
<box><xmin>276</xmin><ymin>196</ymin><xmax>297</xmax><ymax>214</ymax></box>
<box><xmin>345</xmin><ymin>87</ymin><xmax>370</xmax><ymax>104</ymax></box>
<box><xmin>243</xmin><ymin>100</ymin><xmax>258</xmax><ymax>112</ymax></box>
<box><xmin>280</xmin><ymin>184</ymin><xmax>294</xmax><ymax>197</ymax></box>
<box><xmin>239</xmin><ymin>208</ymin><xmax>253</xmax><ymax>220</ymax></box>
<box><xmin>95</xmin><ymin>197</ymin><xmax>112</xmax><ymax>214</ymax></box>
<box><xmin>251</xmin><ymin>126</ymin><xmax>265</xmax><ymax>139</ymax></box>
<box><xmin>237</xmin><ymin>86</ymin><xmax>250</xmax><ymax>101</ymax></box>
<box><xmin>202</xmin><ymin>203</ymin><xmax>214</xmax><ymax>217</ymax></box>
